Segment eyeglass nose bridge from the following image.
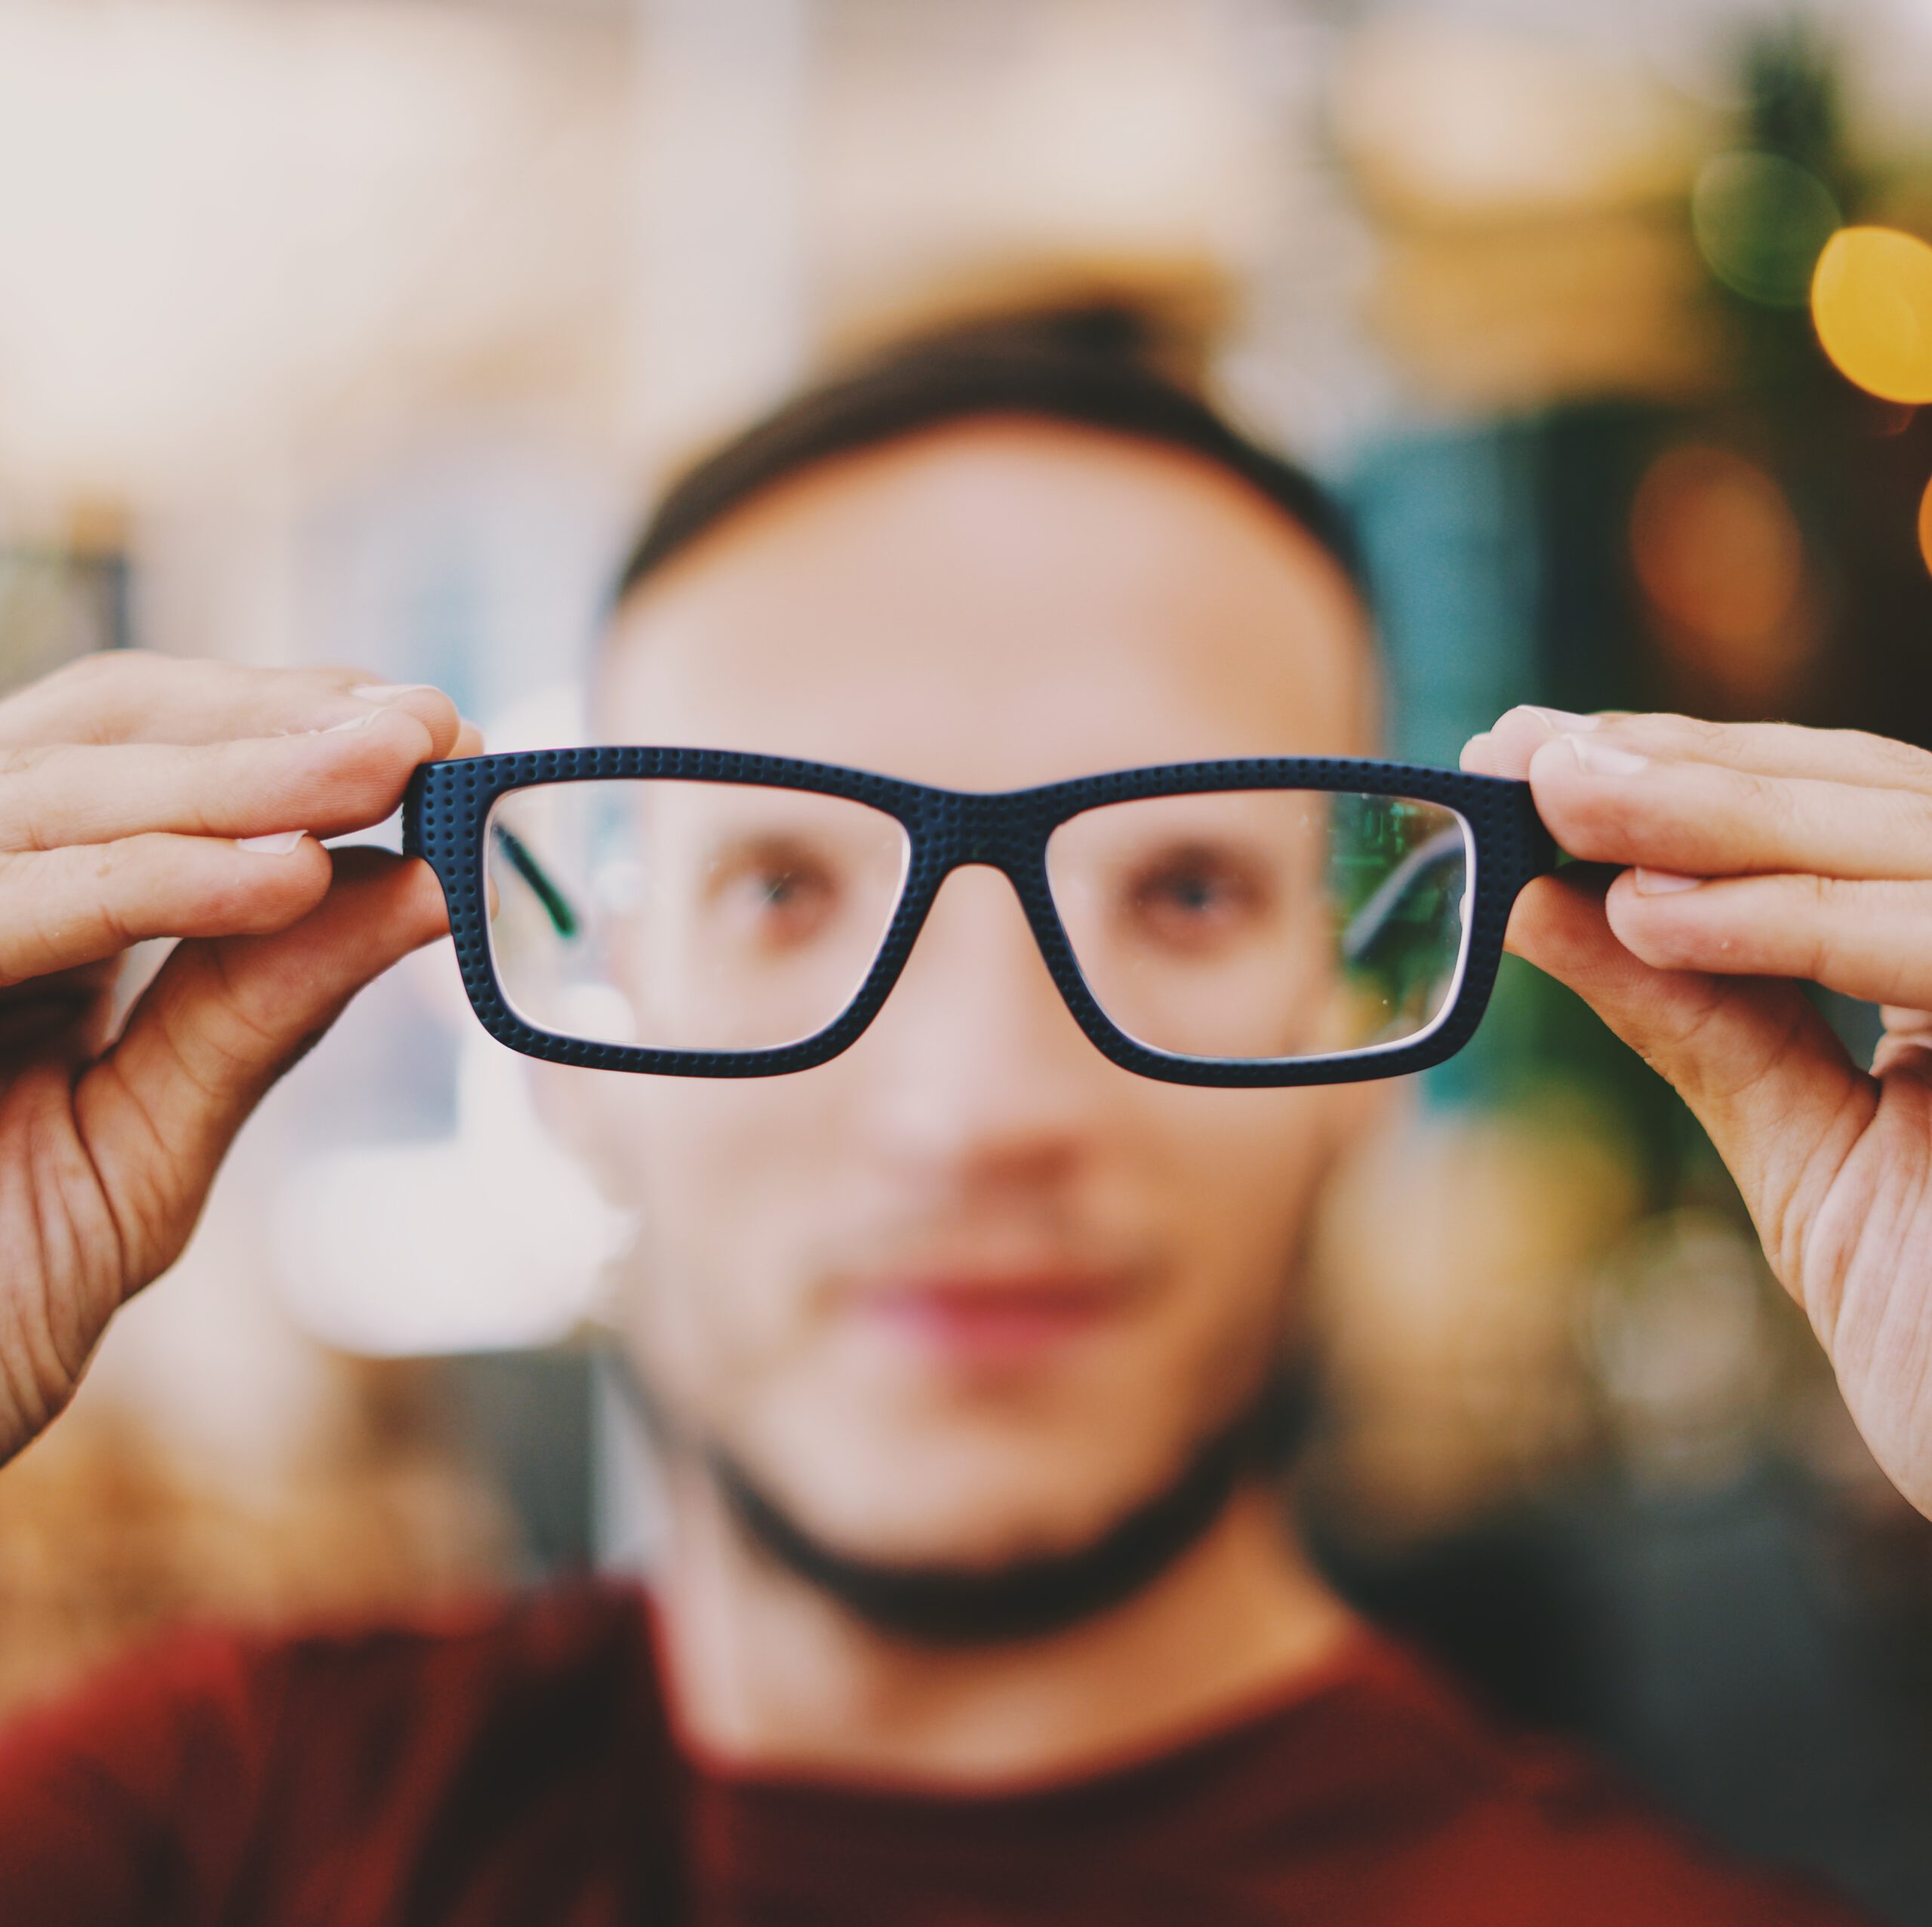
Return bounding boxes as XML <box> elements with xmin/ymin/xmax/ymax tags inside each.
<box><xmin>908</xmin><ymin>786</ymin><xmax>1050</xmax><ymax>882</ymax></box>
<box><xmin>885</xmin><ymin>790</ymin><xmax>1071</xmax><ymax>1015</ymax></box>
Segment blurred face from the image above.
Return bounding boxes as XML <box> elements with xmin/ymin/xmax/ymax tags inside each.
<box><xmin>571</xmin><ymin>419</ymin><xmax>1377</xmax><ymax>1582</ymax></box>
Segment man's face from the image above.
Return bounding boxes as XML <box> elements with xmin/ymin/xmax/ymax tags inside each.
<box><xmin>575</xmin><ymin>418</ymin><xmax>1377</xmax><ymax>1573</ymax></box>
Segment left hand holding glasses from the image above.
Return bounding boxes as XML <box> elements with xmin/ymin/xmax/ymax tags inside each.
<box><xmin>1466</xmin><ymin>706</ymin><xmax>1932</xmax><ymax>1519</ymax></box>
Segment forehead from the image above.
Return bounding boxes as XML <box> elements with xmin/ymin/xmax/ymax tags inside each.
<box><xmin>600</xmin><ymin>418</ymin><xmax>1374</xmax><ymax>791</ymax></box>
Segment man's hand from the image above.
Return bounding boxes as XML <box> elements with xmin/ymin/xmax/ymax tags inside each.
<box><xmin>1466</xmin><ymin>706</ymin><xmax>1932</xmax><ymax>1517</ymax></box>
<box><xmin>0</xmin><ymin>652</ymin><xmax>474</xmax><ymax>1464</ymax></box>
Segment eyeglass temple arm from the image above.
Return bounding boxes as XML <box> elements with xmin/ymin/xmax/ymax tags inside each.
<box><xmin>398</xmin><ymin>772</ymin><xmax>581</xmax><ymax>941</ymax></box>
<box><xmin>490</xmin><ymin>823</ymin><xmax>581</xmax><ymax>939</ymax></box>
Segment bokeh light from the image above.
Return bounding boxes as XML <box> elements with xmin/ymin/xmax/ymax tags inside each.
<box><xmin>1631</xmin><ymin>445</ymin><xmax>1805</xmax><ymax>645</ymax></box>
<box><xmin>1630</xmin><ymin>443</ymin><xmax>1818</xmax><ymax>709</ymax></box>
<box><xmin>1920</xmin><ymin>472</ymin><xmax>1932</xmax><ymax>577</ymax></box>
<box><xmin>1692</xmin><ymin>152</ymin><xmax>1839</xmax><ymax>306</ymax></box>
<box><xmin>1810</xmin><ymin>225</ymin><xmax>1932</xmax><ymax>402</ymax></box>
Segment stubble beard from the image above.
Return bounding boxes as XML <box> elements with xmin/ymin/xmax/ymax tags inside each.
<box><xmin>697</xmin><ymin>1356</ymin><xmax>1317</xmax><ymax>1648</ymax></box>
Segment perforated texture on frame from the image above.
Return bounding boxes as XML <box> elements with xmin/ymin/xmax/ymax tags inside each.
<box><xmin>401</xmin><ymin>751</ymin><xmax>1555</xmax><ymax>1088</ymax></box>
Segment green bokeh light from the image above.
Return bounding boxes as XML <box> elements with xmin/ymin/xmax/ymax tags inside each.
<box><xmin>1691</xmin><ymin>150</ymin><xmax>1841</xmax><ymax>307</ymax></box>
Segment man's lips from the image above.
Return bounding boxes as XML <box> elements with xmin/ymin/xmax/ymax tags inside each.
<box><xmin>848</xmin><ymin>1270</ymin><xmax>1135</xmax><ymax>1365</ymax></box>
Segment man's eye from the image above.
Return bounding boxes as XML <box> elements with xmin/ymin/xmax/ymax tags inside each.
<box><xmin>1147</xmin><ymin>870</ymin><xmax>1223</xmax><ymax>913</ymax></box>
<box><xmin>1123</xmin><ymin>850</ymin><xmax>1266</xmax><ymax>948</ymax></box>
<box><xmin>714</xmin><ymin>852</ymin><xmax>838</xmax><ymax>943</ymax></box>
<box><xmin>758</xmin><ymin>870</ymin><xmax>810</xmax><ymax>909</ymax></box>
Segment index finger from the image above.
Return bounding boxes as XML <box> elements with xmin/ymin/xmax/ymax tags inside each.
<box><xmin>1505</xmin><ymin>869</ymin><xmax>1870</xmax><ymax>1297</ymax></box>
<box><xmin>1518</xmin><ymin>738</ymin><xmax>1932</xmax><ymax>882</ymax></box>
<box><xmin>0</xmin><ymin>708</ymin><xmax>457</xmax><ymax>851</ymax></box>
<box><xmin>0</xmin><ymin>653</ymin><xmax>462</xmax><ymax>754</ymax></box>
<box><xmin>1469</xmin><ymin>706</ymin><xmax>1932</xmax><ymax>794</ymax></box>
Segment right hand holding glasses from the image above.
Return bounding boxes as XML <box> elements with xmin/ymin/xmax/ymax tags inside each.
<box><xmin>0</xmin><ymin>651</ymin><xmax>472</xmax><ymax>1464</ymax></box>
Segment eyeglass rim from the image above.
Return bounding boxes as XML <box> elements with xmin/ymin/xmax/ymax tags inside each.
<box><xmin>402</xmin><ymin>749</ymin><xmax>1556</xmax><ymax>1088</ymax></box>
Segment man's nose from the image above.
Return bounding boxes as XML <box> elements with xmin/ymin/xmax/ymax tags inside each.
<box><xmin>849</xmin><ymin>864</ymin><xmax>1105</xmax><ymax>1177</ymax></box>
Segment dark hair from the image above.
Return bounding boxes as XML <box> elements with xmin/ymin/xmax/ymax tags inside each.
<box><xmin>614</xmin><ymin>301</ymin><xmax>1367</xmax><ymax>605</ymax></box>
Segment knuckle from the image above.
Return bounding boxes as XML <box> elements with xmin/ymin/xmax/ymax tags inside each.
<box><xmin>0</xmin><ymin>743</ymin><xmax>54</xmax><ymax>774</ymax></box>
<box><xmin>311</xmin><ymin>663</ymin><xmax>383</xmax><ymax>695</ymax></box>
<box><xmin>1839</xmin><ymin>726</ymin><xmax>1932</xmax><ymax>786</ymax></box>
<box><xmin>48</xmin><ymin>649</ymin><xmax>114</xmax><ymax>686</ymax></box>
<box><xmin>1721</xmin><ymin>767</ymin><xmax>1800</xmax><ymax>850</ymax></box>
<box><xmin>0</xmin><ymin>746</ymin><xmax>73</xmax><ymax>851</ymax></box>
<box><xmin>54</xmin><ymin>647</ymin><xmax>153</xmax><ymax>689</ymax></box>
<box><xmin>1729</xmin><ymin>765</ymin><xmax>1782</xmax><ymax>819</ymax></box>
<box><xmin>1800</xmin><ymin>874</ymin><xmax>1844</xmax><ymax>980</ymax></box>
<box><xmin>1889</xmin><ymin>786</ymin><xmax>1932</xmax><ymax>856</ymax></box>
<box><xmin>197</xmin><ymin>942</ymin><xmax>286</xmax><ymax>1057</ymax></box>
<box><xmin>1619</xmin><ymin>710</ymin><xmax>1724</xmax><ymax>762</ymax></box>
<box><xmin>1663</xmin><ymin>711</ymin><xmax>1725</xmax><ymax>752</ymax></box>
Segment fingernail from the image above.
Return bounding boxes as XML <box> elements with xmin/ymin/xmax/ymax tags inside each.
<box><xmin>237</xmin><ymin>830</ymin><xmax>307</xmax><ymax>856</ymax></box>
<box><xmin>351</xmin><ymin>682</ymin><xmax>433</xmax><ymax>704</ymax></box>
<box><xmin>1567</xmin><ymin>735</ymin><xmax>1647</xmax><ymax>776</ymax></box>
<box><xmin>317</xmin><ymin>712</ymin><xmax>377</xmax><ymax>734</ymax></box>
<box><xmin>1460</xmin><ymin>731</ymin><xmax>1494</xmax><ymax>770</ymax></box>
<box><xmin>1523</xmin><ymin>706</ymin><xmax>1602</xmax><ymax>734</ymax></box>
<box><xmin>1633</xmin><ymin>868</ymin><xmax>1703</xmax><ymax>894</ymax></box>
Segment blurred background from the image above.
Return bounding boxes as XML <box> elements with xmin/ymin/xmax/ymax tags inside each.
<box><xmin>5</xmin><ymin>0</ymin><xmax>1932</xmax><ymax>1916</ymax></box>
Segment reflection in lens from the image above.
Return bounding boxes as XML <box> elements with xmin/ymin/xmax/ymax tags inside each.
<box><xmin>1046</xmin><ymin>790</ymin><xmax>1470</xmax><ymax>1063</ymax></box>
<box><xmin>485</xmin><ymin>780</ymin><xmax>909</xmax><ymax>1051</ymax></box>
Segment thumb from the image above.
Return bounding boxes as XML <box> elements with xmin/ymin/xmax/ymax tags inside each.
<box><xmin>74</xmin><ymin>847</ymin><xmax>450</xmax><ymax>1281</ymax></box>
<box><xmin>1507</xmin><ymin>870</ymin><xmax>1871</xmax><ymax>1284</ymax></box>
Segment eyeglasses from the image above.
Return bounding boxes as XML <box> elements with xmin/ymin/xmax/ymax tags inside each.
<box><xmin>402</xmin><ymin>751</ymin><xmax>1554</xmax><ymax>1088</ymax></box>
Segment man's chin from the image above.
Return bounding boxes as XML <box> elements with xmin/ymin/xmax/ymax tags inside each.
<box><xmin>704</xmin><ymin>1391</ymin><xmax>1288</xmax><ymax>1648</ymax></box>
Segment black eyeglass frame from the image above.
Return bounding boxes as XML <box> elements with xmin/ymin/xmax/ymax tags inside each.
<box><xmin>402</xmin><ymin>750</ymin><xmax>1555</xmax><ymax>1088</ymax></box>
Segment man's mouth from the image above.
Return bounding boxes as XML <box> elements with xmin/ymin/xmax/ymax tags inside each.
<box><xmin>848</xmin><ymin>1268</ymin><xmax>1137</xmax><ymax>1368</ymax></box>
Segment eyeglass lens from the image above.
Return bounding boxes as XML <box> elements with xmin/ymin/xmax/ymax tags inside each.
<box><xmin>482</xmin><ymin>780</ymin><xmax>1472</xmax><ymax>1064</ymax></box>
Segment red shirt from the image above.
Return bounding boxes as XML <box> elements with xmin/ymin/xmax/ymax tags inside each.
<box><xmin>0</xmin><ymin>1581</ymin><xmax>1872</xmax><ymax>1926</ymax></box>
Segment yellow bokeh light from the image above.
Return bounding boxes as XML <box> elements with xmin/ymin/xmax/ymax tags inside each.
<box><xmin>1811</xmin><ymin>226</ymin><xmax>1932</xmax><ymax>403</ymax></box>
<box><xmin>1920</xmin><ymin>474</ymin><xmax>1932</xmax><ymax>577</ymax></box>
